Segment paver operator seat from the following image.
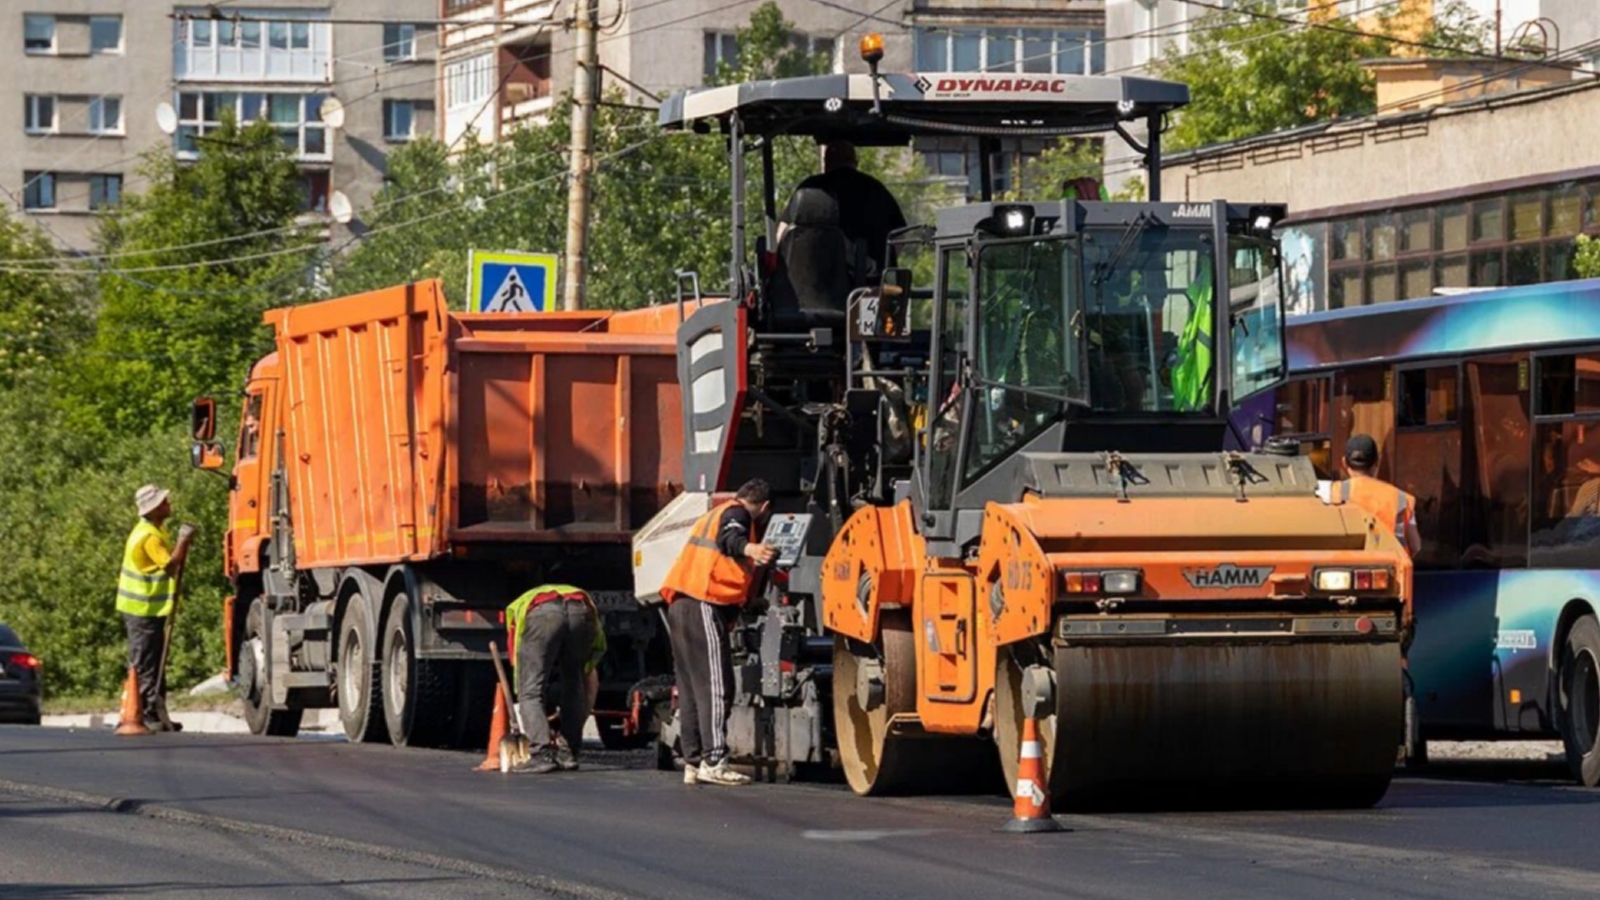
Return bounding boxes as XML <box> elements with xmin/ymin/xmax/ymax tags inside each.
<box><xmin>765</xmin><ymin>186</ymin><xmax>865</xmax><ymax>333</ymax></box>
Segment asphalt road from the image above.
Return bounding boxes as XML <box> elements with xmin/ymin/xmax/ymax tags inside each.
<box><xmin>1</xmin><ymin>726</ymin><xmax>1598</xmax><ymax>900</ymax></box>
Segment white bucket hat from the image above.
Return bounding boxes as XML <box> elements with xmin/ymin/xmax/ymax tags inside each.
<box><xmin>135</xmin><ymin>484</ymin><xmax>170</xmax><ymax>517</ymax></box>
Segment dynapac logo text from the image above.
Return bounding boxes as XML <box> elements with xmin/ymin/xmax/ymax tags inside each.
<box><xmin>928</xmin><ymin>77</ymin><xmax>1068</xmax><ymax>96</ymax></box>
<box><xmin>1183</xmin><ymin>564</ymin><xmax>1274</xmax><ymax>589</ymax></box>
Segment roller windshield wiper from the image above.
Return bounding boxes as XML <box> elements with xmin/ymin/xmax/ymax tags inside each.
<box><xmin>1090</xmin><ymin>212</ymin><xmax>1151</xmax><ymax>288</ymax></box>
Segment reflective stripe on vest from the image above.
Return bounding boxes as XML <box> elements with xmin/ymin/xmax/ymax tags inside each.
<box><xmin>117</xmin><ymin>521</ymin><xmax>175</xmax><ymax>618</ymax></box>
<box><xmin>1340</xmin><ymin>477</ymin><xmax>1412</xmax><ymax>539</ymax></box>
<box><xmin>660</xmin><ymin>501</ymin><xmax>756</xmax><ymax>606</ymax></box>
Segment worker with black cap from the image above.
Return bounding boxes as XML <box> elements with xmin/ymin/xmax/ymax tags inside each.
<box><xmin>1337</xmin><ymin>434</ymin><xmax>1422</xmax><ymax>556</ymax></box>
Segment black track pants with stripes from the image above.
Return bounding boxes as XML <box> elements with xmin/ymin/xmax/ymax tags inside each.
<box><xmin>668</xmin><ymin>596</ymin><xmax>737</xmax><ymax>767</ymax></box>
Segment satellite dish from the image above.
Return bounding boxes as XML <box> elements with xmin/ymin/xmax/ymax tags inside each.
<box><xmin>328</xmin><ymin>190</ymin><xmax>353</xmax><ymax>225</ymax></box>
<box><xmin>155</xmin><ymin>102</ymin><xmax>178</xmax><ymax>136</ymax></box>
<box><xmin>320</xmin><ymin>96</ymin><xmax>345</xmax><ymax>129</ymax></box>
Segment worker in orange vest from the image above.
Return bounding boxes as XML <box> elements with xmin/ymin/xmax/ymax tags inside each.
<box><xmin>660</xmin><ymin>479</ymin><xmax>776</xmax><ymax>787</ymax></box>
<box><xmin>1338</xmin><ymin>434</ymin><xmax>1422</xmax><ymax>556</ymax></box>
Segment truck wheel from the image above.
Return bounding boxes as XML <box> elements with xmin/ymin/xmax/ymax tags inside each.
<box><xmin>1558</xmin><ymin>614</ymin><xmax>1600</xmax><ymax>787</ymax></box>
<box><xmin>337</xmin><ymin>597</ymin><xmax>388</xmax><ymax>744</ymax></box>
<box><xmin>381</xmin><ymin>592</ymin><xmax>457</xmax><ymax>748</ymax></box>
<box><xmin>242</xmin><ymin>599</ymin><xmax>303</xmax><ymax>738</ymax></box>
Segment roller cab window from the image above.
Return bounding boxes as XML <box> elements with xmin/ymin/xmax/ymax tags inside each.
<box><xmin>962</xmin><ymin>237</ymin><xmax>1085</xmax><ymax>484</ymax></box>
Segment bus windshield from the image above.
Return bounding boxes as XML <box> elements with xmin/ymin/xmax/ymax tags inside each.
<box><xmin>1082</xmin><ymin>227</ymin><xmax>1215</xmax><ymax>413</ymax></box>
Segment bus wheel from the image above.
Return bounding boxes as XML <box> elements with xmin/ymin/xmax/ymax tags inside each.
<box><xmin>1558</xmin><ymin>614</ymin><xmax>1600</xmax><ymax>787</ymax></box>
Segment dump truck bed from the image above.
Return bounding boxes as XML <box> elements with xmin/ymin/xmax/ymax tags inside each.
<box><xmin>266</xmin><ymin>280</ymin><xmax>683</xmax><ymax>571</ymax></box>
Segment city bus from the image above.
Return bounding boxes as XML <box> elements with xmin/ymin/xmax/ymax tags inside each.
<box><xmin>1238</xmin><ymin>277</ymin><xmax>1600</xmax><ymax>787</ymax></box>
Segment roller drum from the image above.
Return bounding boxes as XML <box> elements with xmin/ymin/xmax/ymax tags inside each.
<box><xmin>1053</xmin><ymin>639</ymin><xmax>1402</xmax><ymax>810</ymax></box>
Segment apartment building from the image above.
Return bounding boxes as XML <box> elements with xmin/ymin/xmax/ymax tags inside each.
<box><xmin>437</xmin><ymin>0</ymin><xmax>1105</xmax><ymax>198</ymax></box>
<box><xmin>6</xmin><ymin>2</ymin><xmax>435</xmax><ymax>250</ymax></box>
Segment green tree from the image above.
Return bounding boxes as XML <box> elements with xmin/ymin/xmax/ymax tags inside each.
<box><xmin>711</xmin><ymin>1</ymin><xmax>831</xmax><ymax>85</ymax></box>
<box><xmin>72</xmin><ymin>116</ymin><xmax>318</xmax><ymax>435</ymax></box>
<box><xmin>1576</xmin><ymin>234</ymin><xmax>1600</xmax><ymax>279</ymax></box>
<box><xmin>0</xmin><ymin>213</ymin><xmax>90</xmax><ymax>388</ymax></box>
<box><xmin>1154</xmin><ymin>1</ymin><xmax>1489</xmax><ymax>151</ymax></box>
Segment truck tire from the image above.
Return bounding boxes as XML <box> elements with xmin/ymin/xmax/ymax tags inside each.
<box><xmin>337</xmin><ymin>596</ymin><xmax>388</xmax><ymax>744</ymax></box>
<box><xmin>381</xmin><ymin>591</ymin><xmax>458</xmax><ymax>748</ymax></box>
<box><xmin>1558</xmin><ymin>614</ymin><xmax>1600</xmax><ymax>787</ymax></box>
<box><xmin>242</xmin><ymin>598</ymin><xmax>303</xmax><ymax>738</ymax></box>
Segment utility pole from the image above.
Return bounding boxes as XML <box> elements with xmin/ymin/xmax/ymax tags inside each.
<box><xmin>562</xmin><ymin>0</ymin><xmax>599</xmax><ymax>311</ymax></box>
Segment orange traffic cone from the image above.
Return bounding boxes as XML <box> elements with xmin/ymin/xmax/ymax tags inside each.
<box><xmin>1000</xmin><ymin>712</ymin><xmax>1063</xmax><ymax>833</ymax></box>
<box><xmin>114</xmin><ymin>668</ymin><xmax>152</xmax><ymax>736</ymax></box>
<box><xmin>475</xmin><ymin>686</ymin><xmax>510</xmax><ymax>771</ymax></box>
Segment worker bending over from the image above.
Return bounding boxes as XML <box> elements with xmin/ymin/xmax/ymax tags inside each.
<box><xmin>661</xmin><ymin>479</ymin><xmax>776</xmax><ymax>787</ymax></box>
<box><xmin>1337</xmin><ymin>434</ymin><xmax>1423</xmax><ymax>556</ymax></box>
<box><xmin>507</xmin><ymin>584</ymin><xmax>603</xmax><ymax>774</ymax></box>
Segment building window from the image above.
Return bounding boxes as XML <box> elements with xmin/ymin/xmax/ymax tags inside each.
<box><xmin>445</xmin><ymin>54</ymin><xmax>495</xmax><ymax>110</ymax></box>
<box><xmin>384</xmin><ymin>23</ymin><xmax>417</xmax><ymax>62</ymax></box>
<box><xmin>176</xmin><ymin>91</ymin><xmax>330</xmax><ymax>161</ymax></box>
<box><xmin>23</xmin><ymin>95</ymin><xmax>56</xmax><ymax>135</ymax></box>
<box><xmin>88</xmin><ymin>96</ymin><xmax>123</xmax><ymax>135</ymax></box>
<box><xmin>1314</xmin><ymin>182</ymin><xmax>1600</xmax><ymax>312</ymax></box>
<box><xmin>177</xmin><ymin>12</ymin><xmax>330</xmax><ymax>83</ymax></box>
<box><xmin>301</xmin><ymin>171</ymin><xmax>329</xmax><ymax>214</ymax></box>
<box><xmin>703</xmin><ymin>32</ymin><xmax>740</xmax><ymax>80</ymax></box>
<box><xmin>383</xmin><ymin>100</ymin><xmax>415</xmax><ymax>141</ymax></box>
<box><xmin>913</xmin><ymin>27</ymin><xmax>1105</xmax><ymax>75</ymax></box>
<box><xmin>23</xmin><ymin>173</ymin><xmax>55</xmax><ymax>210</ymax></box>
<box><xmin>90</xmin><ymin>16</ymin><xmax>123</xmax><ymax>54</ymax></box>
<box><xmin>89</xmin><ymin>174</ymin><xmax>122</xmax><ymax>210</ymax></box>
<box><xmin>24</xmin><ymin>14</ymin><xmax>54</xmax><ymax>53</ymax></box>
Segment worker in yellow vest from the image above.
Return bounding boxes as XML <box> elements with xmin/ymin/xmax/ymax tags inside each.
<box><xmin>660</xmin><ymin>479</ymin><xmax>776</xmax><ymax>787</ymax></box>
<box><xmin>119</xmin><ymin>485</ymin><xmax>195</xmax><ymax>734</ymax></box>
<box><xmin>505</xmin><ymin>584</ymin><xmax>602</xmax><ymax>774</ymax></box>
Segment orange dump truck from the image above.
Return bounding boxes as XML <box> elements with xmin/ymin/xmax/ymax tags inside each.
<box><xmin>190</xmin><ymin>280</ymin><xmax>683</xmax><ymax>748</ymax></box>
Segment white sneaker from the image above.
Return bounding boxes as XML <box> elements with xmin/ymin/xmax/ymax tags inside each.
<box><xmin>683</xmin><ymin>762</ymin><xmax>700</xmax><ymax>785</ymax></box>
<box><xmin>697</xmin><ymin>760</ymin><xmax>752</xmax><ymax>787</ymax></box>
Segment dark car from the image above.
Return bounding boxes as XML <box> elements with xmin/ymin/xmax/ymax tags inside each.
<box><xmin>0</xmin><ymin>623</ymin><xmax>42</xmax><ymax>725</ymax></box>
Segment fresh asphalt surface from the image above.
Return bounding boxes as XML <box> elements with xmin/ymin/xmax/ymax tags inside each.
<box><xmin>1</xmin><ymin>727</ymin><xmax>1598</xmax><ymax>900</ymax></box>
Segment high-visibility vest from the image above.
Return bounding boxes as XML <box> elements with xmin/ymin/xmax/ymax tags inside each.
<box><xmin>505</xmin><ymin>584</ymin><xmax>606</xmax><ymax>676</ymax></box>
<box><xmin>118</xmin><ymin>520</ymin><xmax>175</xmax><ymax>618</ymax></box>
<box><xmin>1171</xmin><ymin>255</ymin><xmax>1214</xmax><ymax>412</ymax></box>
<box><xmin>660</xmin><ymin>501</ymin><xmax>758</xmax><ymax>606</ymax></box>
<box><xmin>1339</xmin><ymin>476</ymin><xmax>1416</xmax><ymax>547</ymax></box>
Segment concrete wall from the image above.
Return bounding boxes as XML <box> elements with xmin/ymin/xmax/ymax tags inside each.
<box><xmin>1161</xmin><ymin>81</ymin><xmax>1600</xmax><ymax>218</ymax></box>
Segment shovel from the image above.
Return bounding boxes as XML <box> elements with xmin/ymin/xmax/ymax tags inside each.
<box><xmin>489</xmin><ymin>641</ymin><xmax>531</xmax><ymax>771</ymax></box>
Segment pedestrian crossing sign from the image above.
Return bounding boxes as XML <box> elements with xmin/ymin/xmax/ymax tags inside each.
<box><xmin>467</xmin><ymin>250</ymin><xmax>559</xmax><ymax>313</ymax></box>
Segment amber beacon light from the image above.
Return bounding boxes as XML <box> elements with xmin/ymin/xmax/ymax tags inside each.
<box><xmin>860</xmin><ymin>33</ymin><xmax>885</xmax><ymax>64</ymax></box>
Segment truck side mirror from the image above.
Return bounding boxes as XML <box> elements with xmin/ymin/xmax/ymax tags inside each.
<box><xmin>191</xmin><ymin>397</ymin><xmax>217</xmax><ymax>442</ymax></box>
<box><xmin>191</xmin><ymin>441</ymin><xmax>225</xmax><ymax>472</ymax></box>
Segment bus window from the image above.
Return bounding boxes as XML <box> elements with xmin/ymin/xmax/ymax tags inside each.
<box><xmin>1398</xmin><ymin>367</ymin><xmax>1459</xmax><ymax>427</ymax></box>
<box><xmin>1538</xmin><ymin>353</ymin><xmax>1600</xmax><ymax>416</ymax></box>
<box><xmin>1532</xmin><ymin>420</ymin><xmax>1600</xmax><ymax>567</ymax></box>
<box><xmin>1334</xmin><ymin>366</ymin><xmax>1393</xmax><ymax>480</ymax></box>
<box><xmin>1462</xmin><ymin>357</ymin><xmax>1529</xmax><ymax>569</ymax></box>
<box><xmin>1275</xmin><ymin>377</ymin><xmax>1330</xmax><ymax>435</ymax></box>
<box><xmin>1394</xmin><ymin>365</ymin><xmax>1462</xmax><ymax>569</ymax></box>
